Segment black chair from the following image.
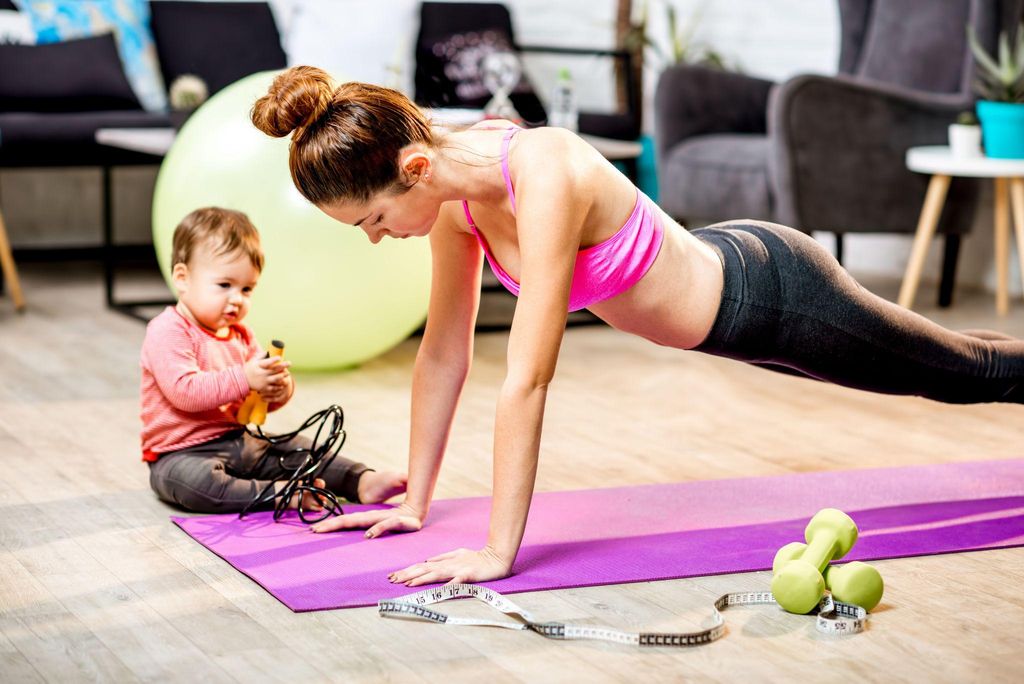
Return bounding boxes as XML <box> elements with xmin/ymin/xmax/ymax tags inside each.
<box><xmin>415</xmin><ymin>1</ymin><xmax>641</xmax><ymax>141</ymax></box>
<box><xmin>655</xmin><ymin>0</ymin><xmax>1024</xmax><ymax>307</ymax></box>
<box><xmin>149</xmin><ymin>0</ymin><xmax>286</xmax><ymax>97</ymax></box>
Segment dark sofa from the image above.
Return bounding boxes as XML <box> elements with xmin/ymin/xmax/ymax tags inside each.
<box><xmin>0</xmin><ymin>0</ymin><xmax>288</xmax><ymax>310</ymax></box>
<box><xmin>0</xmin><ymin>0</ymin><xmax>286</xmax><ymax>168</ymax></box>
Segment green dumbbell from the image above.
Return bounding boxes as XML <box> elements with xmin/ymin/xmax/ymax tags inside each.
<box><xmin>771</xmin><ymin>509</ymin><xmax>858</xmax><ymax>614</ymax></box>
<box><xmin>776</xmin><ymin>544</ymin><xmax>885</xmax><ymax>611</ymax></box>
<box><xmin>824</xmin><ymin>561</ymin><xmax>884</xmax><ymax>611</ymax></box>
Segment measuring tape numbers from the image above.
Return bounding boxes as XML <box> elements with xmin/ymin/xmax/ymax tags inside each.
<box><xmin>378</xmin><ymin>583</ymin><xmax>869</xmax><ymax>647</ymax></box>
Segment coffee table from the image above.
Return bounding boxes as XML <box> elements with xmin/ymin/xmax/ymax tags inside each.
<box><xmin>95</xmin><ymin>127</ymin><xmax>177</xmax><ymax>320</ymax></box>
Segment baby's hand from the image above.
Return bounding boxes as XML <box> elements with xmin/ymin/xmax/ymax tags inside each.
<box><xmin>286</xmin><ymin>478</ymin><xmax>328</xmax><ymax>511</ymax></box>
<box><xmin>259</xmin><ymin>372</ymin><xmax>293</xmax><ymax>404</ymax></box>
<box><xmin>244</xmin><ymin>356</ymin><xmax>290</xmax><ymax>393</ymax></box>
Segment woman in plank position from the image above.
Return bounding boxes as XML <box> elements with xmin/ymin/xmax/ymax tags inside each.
<box><xmin>252</xmin><ymin>67</ymin><xmax>1024</xmax><ymax>586</ymax></box>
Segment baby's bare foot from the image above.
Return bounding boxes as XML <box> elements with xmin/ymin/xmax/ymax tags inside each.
<box><xmin>357</xmin><ymin>470</ymin><xmax>408</xmax><ymax>504</ymax></box>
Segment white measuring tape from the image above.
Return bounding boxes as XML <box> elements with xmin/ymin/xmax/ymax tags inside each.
<box><xmin>378</xmin><ymin>584</ymin><xmax>869</xmax><ymax>647</ymax></box>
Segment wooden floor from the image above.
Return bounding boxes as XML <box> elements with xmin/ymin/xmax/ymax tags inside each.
<box><xmin>1</xmin><ymin>263</ymin><xmax>1022</xmax><ymax>683</ymax></box>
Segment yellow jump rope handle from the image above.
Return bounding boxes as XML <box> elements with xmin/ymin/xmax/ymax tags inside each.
<box><xmin>237</xmin><ymin>340</ymin><xmax>285</xmax><ymax>426</ymax></box>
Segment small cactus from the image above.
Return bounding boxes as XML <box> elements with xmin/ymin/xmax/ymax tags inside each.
<box><xmin>168</xmin><ymin>74</ymin><xmax>209</xmax><ymax>111</ymax></box>
<box><xmin>956</xmin><ymin>110</ymin><xmax>978</xmax><ymax>126</ymax></box>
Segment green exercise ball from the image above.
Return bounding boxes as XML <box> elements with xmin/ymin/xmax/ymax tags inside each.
<box><xmin>152</xmin><ymin>71</ymin><xmax>431</xmax><ymax>370</ymax></box>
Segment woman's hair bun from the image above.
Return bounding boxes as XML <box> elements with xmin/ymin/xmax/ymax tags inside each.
<box><xmin>251</xmin><ymin>66</ymin><xmax>334</xmax><ymax>139</ymax></box>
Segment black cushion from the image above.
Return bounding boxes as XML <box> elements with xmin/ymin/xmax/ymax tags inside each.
<box><xmin>414</xmin><ymin>1</ymin><xmax>640</xmax><ymax>139</ymax></box>
<box><xmin>0</xmin><ymin>0</ymin><xmax>17</xmax><ymax>10</ymax></box>
<box><xmin>415</xmin><ymin>25</ymin><xmax>546</xmax><ymax>124</ymax></box>
<box><xmin>0</xmin><ymin>110</ymin><xmax>171</xmax><ymax>166</ymax></box>
<box><xmin>0</xmin><ymin>33</ymin><xmax>141</xmax><ymax>113</ymax></box>
<box><xmin>150</xmin><ymin>1</ymin><xmax>286</xmax><ymax>96</ymax></box>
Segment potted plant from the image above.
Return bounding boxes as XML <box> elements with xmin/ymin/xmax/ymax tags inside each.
<box><xmin>168</xmin><ymin>74</ymin><xmax>209</xmax><ymax>130</ymax></box>
<box><xmin>948</xmin><ymin>110</ymin><xmax>982</xmax><ymax>157</ymax></box>
<box><xmin>625</xmin><ymin>0</ymin><xmax>734</xmax><ymax>72</ymax></box>
<box><xmin>967</xmin><ymin>22</ymin><xmax>1024</xmax><ymax>158</ymax></box>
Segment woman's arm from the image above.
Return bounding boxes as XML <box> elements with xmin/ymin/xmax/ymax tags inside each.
<box><xmin>402</xmin><ymin>214</ymin><xmax>484</xmax><ymax>519</ymax></box>
<box><xmin>313</xmin><ymin>209</ymin><xmax>483</xmax><ymax>534</ymax></box>
<box><xmin>391</xmin><ymin>129</ymin><xmax>588</xmax><ymax>583</ymax></box>
<box><xmin>486</xmin><ymin>174</ymin><xmax>581</xmax><ymax>563</ymax></box>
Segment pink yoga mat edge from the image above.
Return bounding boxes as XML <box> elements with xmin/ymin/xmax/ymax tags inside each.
<box><xmin>170</xmin><ymin>458</ymin><xmax>1024</xmax><ymax>612</ymax></box>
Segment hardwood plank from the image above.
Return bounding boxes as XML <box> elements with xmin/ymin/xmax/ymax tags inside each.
<box><xmin>1</xmin><ymin>263</ymin><xmax>1022</xmax><ymax>682</ymax></box>
<box><xmin>0</xmin><ymin>548</ymin><xmax>133</xmax><ymax>682</ymax></box>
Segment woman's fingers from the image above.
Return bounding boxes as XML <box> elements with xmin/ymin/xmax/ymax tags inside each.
<box><xmin>310</xmin><ymin>509</ymin><xmax>388</xmax><ymax>533</ymax></box>
<box><xmin>310</xmin><ymin>508</ymin><xmax>421</xmax><ymax>536</ymax></box>
<box><xmin>366</xmin><ymin>515</ymin><xmax>419</xmax><ymax>538</ymax></box>
<box><xmin>387</xmin><ymin>548</ymin><xmax>511</xmax><ymax>586</ymax></box>
<box><xmin>405</xmin><ymin>570</ymin><xmax>449</xmax><ymax>587</ymax></box>
<box><xmin>389</xmin><ymin>555</ymin><xmax>464</xmax><ymax>585</ymax></box>
<box><xmin>388</xmin><ymin>562</ymin><xmax>430</xmax><ymax>584</ymax></box>
<box><xmin>426</xmin><ymin>549</ymin><xmax>464</xmax><ymax>562</ymax></box>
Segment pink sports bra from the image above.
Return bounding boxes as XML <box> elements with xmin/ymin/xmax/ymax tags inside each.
<box><xmin>461</xmin><ymin>127</ymin><xmax>664</xmax><ymax>312</ymax></box>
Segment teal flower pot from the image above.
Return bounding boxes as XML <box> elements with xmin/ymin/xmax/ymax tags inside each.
<box><xmin>976</xmin><ymin>100</ymin><xmax>1024</xmax><ymax>158</ymax></box>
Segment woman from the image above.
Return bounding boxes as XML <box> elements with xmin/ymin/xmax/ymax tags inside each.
<box><xmin>251</xmin><ymin>67</ymin><xmax>1024</xmax><ymax>587</ymax></box>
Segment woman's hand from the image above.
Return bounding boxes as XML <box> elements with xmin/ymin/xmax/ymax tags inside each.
<box><xmin>388</xmin><ymin>546</ymin><xmax>512</xmax><ymax>587</ymax></box>
<box><xmin>310</xmin><ymin>501</ymin><xmax>423</xmax><ymax>537</ymax></box>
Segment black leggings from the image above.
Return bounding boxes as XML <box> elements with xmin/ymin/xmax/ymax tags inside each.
<box><xmin>691</xmin><ymin>221</ymin><xmax>1024</xmax><ymax>404</ymax></box>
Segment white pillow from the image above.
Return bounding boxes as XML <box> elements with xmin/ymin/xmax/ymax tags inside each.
<box><xmin>0</xmin><ymin>9</ymin><xmax>35</xmax><ymax>45</ymax></box>
<box><xmin>283</xmin><ymin>0</ymin><xmax>419</xmax><ymax>95</ymax></box>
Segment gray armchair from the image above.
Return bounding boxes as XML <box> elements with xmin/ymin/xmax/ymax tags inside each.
<box><xmin>655</xmin><ymin>0</ymin><xmax>1022</xmax><ymax>306</ymax></box>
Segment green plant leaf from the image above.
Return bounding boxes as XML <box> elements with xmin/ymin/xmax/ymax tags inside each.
<box><xmin>972</xmin><ymin>77</ymin><xmax>997</xmax><ymax>101</ymax></box>
<box><xmin>1015</xmin><ymin>23</ymin><xmax>1024</xmax><ymax>72</ymax></box>
<box><xmin>999</xmin><ymin>30</ymin><xmax>1012</xmax><ymax>78</ymax></box>
<box><xmin>967</xmin><ymin>25</ymin><xmax>1002</xmax><ymax>81</ymax></box>
<box><xmin>1012</xmin><ymin>71</ymin><xmax>1024</xmax><ymax>102</ymax></box>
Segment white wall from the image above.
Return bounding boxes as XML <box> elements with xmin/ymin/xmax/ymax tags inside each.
<box><xmin>7</xmin><ymin>0</ymin><xmax>1009</xmax><ymax>295</ymax></box>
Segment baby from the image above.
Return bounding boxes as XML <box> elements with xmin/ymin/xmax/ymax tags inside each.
<box><xmin>140</xmin><ymin>206</ymin><xmax>406</xmax><ymax>512</ymax></box>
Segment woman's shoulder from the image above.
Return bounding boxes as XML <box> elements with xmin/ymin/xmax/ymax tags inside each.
<box><xmin>512</xmin><ymin>127</ymin><xmax>593</xmax><ymax>190</ymax></box>
<box><xmin>517</xmin><ymin>125</ymin><xmax>575</xmax><ymax>145</ymax></box>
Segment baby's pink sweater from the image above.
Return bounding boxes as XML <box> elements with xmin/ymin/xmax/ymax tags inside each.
<box><xmin>139</xmin><ymin>307</ymin><xmax>281</xmax><ymax>461</ymax></box>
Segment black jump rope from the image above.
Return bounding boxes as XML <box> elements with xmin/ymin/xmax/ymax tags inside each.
<box><xmin>236</xmin><ymin>341</ymin><xmax>347</xmax><ymax>524</ymax></box>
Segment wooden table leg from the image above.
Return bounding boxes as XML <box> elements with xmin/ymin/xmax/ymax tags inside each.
<box><xmin>899</xmin><ymin>174</ymin><xmax>950</xmax><ymax>309</ymax></box>
<box><xmin>0</xmin><ymin>206</ymin><xmax>25</xmax><ymax>312</ymax></box>
<box><xmin>1010</xmin><ymin>178</ymin><xmax>1024</xmax><ymax>303</ymax></box>
<box><xmin>995</xmin><ymin>178</ymin><xmax>1010</xmax><ymax>316</ymax></box>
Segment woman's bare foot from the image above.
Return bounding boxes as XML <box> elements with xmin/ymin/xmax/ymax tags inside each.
<box><xmin>357</xmin><ymin>470</ymin><xmax>408</xmax><ymax>504</ymax></box>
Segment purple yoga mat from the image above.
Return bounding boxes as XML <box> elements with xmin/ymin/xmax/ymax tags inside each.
<box><xmin>172</xmin><ymin>459</ymin><xmax>1024</xmax><ymax>611</ymax></box>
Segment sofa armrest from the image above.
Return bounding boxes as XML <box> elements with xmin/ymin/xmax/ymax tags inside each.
<box><xmin>654</xmin><ymin>65</ymin><xmax>774</xmax><ymax>161</ymax></box>
<box><xmin>768</xmin><ymin>73</ymin><xmax>977</xmax><ymax>233</ymax></box>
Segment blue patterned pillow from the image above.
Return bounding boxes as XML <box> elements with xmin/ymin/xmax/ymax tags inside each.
<box><xmin>13</xmin><ymin>0</ymin><xmax>166</xmax><ymax>111</ymax></box>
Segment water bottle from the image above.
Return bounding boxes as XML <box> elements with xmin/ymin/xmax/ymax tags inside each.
<box><xmin>548</xmin><ymin>68</ymin><xmax>578</xmax><ymax>132</ymax></box>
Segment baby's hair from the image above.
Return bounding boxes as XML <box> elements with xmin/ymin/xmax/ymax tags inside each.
<box><xmin>251</xmin><ymin>66</ymin><xmax>434</xmax><ymax>205</ymax></box>
<box><xmin>171</xmin><ymin>207</ymin><xmax>264</xmax><ymax>272</ymax></box>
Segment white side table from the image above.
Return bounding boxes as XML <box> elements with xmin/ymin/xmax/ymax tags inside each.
<box><xmin>900</xmin><ymin>146</ymin><xmax>1024</xmax><ymax>315</ymax></box>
